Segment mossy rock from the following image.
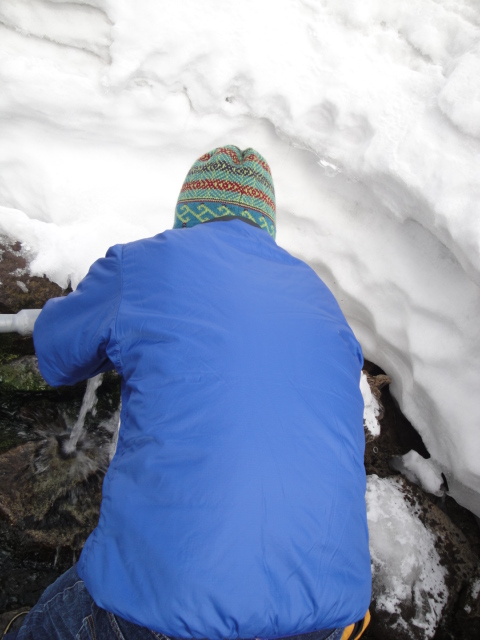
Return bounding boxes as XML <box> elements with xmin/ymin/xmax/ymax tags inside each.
<box><xmin>0</xmin><ymin>356</ymin><xmax>49</xmax><ymax>392</ymax></box>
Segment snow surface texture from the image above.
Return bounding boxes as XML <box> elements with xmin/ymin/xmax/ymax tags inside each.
<box><xmin>0</xmin><ymin>1</ymin><xmax>480</xmax><ymax>514</ymax></box>
<box><xmin>366</xmin><ymin>475</ymin><xmax>448</xmax><ymax>637</ymax></box>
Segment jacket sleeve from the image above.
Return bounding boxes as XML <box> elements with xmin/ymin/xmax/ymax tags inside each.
<box><xmin>33</xmin><ymin>244</ymin><xmax>123</xmax><ymax>387</ymax></box>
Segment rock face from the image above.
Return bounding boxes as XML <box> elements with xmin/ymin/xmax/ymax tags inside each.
<box><xmin>0</xmin><ymin>236</ymin><xmax>120</xmax><ymax>611</ymax></box>
<box><xmin>450</xmin><ymin>576</ymin><xmax>480</xmax><ymax>640</ymax></box>
<box><xmin>362</xmin><ymin>366</ymin><xmax>480</xmax><ymax>640</ymax></box>
<box><xmin>1</xmin><ymin>237</ymin><xmax>480</xmax><ymax>638</ymax></box>
<box><xmin>0</xmin><ymin>237</ymin><xmax>65</xmax><ymax>315</ymax></box>
<box><xmin>366</xmin><ymin>474</ymin><xmax>479</xmax><ymax>639</ymax></box>
<box><xmin>0</xmin><ymin>364</ymin><xmax>120</xmax><ymax>609</ymax></box>
<box><xmin>0</xmin><ymin>356</ymin><xmax>48</xmax><ymax>392</ymax></box>
<box><xmin>0</xmin><ymin>368</ymin><xmax>120</xmax><ymax>611</ymax></box>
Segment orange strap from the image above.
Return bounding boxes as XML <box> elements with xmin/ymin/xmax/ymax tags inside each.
<box><xmin>341</xmin><ymin>610</ymin><xmax>371</xmax><ymax>640</ymax></box>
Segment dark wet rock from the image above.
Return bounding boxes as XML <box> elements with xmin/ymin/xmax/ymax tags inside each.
<box><xmin>0</xmin><ymin>395</ymin><xmax>116</xmax><ymax>612</ymax></box>
<box><xmin>0</xmin><ymin>431</ymin><xmax>106</xmax><ymax>549</ymax></box>
<box><xmin>434</xmin><ymin>571</ymin><xmax>480</xmax><ymax>640</ymax></box>
<box><xmin>447</xmin><ymin>575</ymin><xmax>480</xmax><ymax>640</ymax></box>
<box><xmin>363</xmin><ymin>361</ymin><xmax>430</xmax><ymax>480</ymax></box>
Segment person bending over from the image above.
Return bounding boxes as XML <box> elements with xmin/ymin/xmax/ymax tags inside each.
<box><xmin>11</xmin><ymin>146</ymin><xmax>371</xmax><ymax>640</ymax></box>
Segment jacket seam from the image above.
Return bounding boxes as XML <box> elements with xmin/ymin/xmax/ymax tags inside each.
<box><xmin>41</xmin><ymin>579</ymin><xmax>84</xmax><ymax>609</ymax></box>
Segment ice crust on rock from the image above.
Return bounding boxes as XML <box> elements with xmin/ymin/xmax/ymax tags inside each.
<box><xmin>366</xmin><ymin>475</ymin><xmax>448</xmax><ymax>638</ymax></box>
<box><xmin>0</xmin><ymin>1</ymin><xmax>480</xmax><ymax>515</ymax></box>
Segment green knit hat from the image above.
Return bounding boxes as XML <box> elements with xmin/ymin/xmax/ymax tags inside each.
<box><xmin>174</xmin><ymin>146</ymin><xmax>276</xmax><ymax>238</ymax></box>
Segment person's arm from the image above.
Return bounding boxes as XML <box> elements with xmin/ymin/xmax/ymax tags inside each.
<box><xmin>33</xmin><ymin>244</ymin><xmax>123</xmax><ymax>387</ymax></box>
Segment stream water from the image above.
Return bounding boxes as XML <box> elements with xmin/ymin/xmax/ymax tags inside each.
<box><xmin>62</xmin><ymin>374</ymin><xmax>104</xmax><ymax>455</ymax></box>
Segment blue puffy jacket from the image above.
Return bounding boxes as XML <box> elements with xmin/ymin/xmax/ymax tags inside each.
<box><xmin>34</xmin><ymin>219</ymin><xmax>371</xmax><ymax>639</ymax></box>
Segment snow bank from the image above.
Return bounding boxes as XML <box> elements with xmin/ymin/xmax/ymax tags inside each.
<box><xmin>0</xmin><ymin>1</ymin><xmax>480</xmax><ymax>513</ymax></box>
<box><xmin>366</xmin><ymin>475</ymin><xmax>448</xmax><ymax>637</ymax></box>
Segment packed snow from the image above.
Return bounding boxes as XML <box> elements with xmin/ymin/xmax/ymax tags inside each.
<box><xmin>0</xmin><ymin>1</ymin><xmax>480</xmax><ymax>520</ymax></box>
<box><xmin>390</xmin><ymin>450</ymin><xmax>445</xmax><ymax>497</ymax></box>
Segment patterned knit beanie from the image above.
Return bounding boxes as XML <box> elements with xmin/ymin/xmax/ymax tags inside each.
<box><xmin>174</xmin><ymin>146</ymin><xmax>276</xmax><ymax>238</ymax></box>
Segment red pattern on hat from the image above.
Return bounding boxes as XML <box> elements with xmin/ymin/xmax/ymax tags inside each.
<box><xmin>180</xmin><ymin>179</ymin><xmax>275</xmax><ymax>211</ymax></box>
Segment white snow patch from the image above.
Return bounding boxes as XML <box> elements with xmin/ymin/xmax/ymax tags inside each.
<box><xmin>391</xmin><ymin>450</ymin><xmax>445</xmax><ymax>497</ymax></box>
<box><xmin>472</xmin><ymin>578</ymin><xmax>480</xmax><ymax>600</ymax></box>
<box><xmin>367</xmin><ymin>475</ymin><xmax>448</xmax><ymax>637</ymax></box>
<box><xmin>360</xmin><ymin>372</ymin><xmax>381</xmax><ymax>437</ymax></box>
<box><xmin>438</xmin><ymin>43</ymin><xmax>480</xmax><ymax>138</ymax></box>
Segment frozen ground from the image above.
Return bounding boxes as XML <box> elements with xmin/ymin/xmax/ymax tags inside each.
<box><xmin>0</xmin><ymin>1</ymin><xmax>479</xmax><ymax>520</ymax></box>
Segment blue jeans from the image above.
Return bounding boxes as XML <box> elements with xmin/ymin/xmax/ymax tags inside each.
<box><xmin>8</xmin><ymin>565</ymin><xmax>344</xmax><ymax>640</ymax></box>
